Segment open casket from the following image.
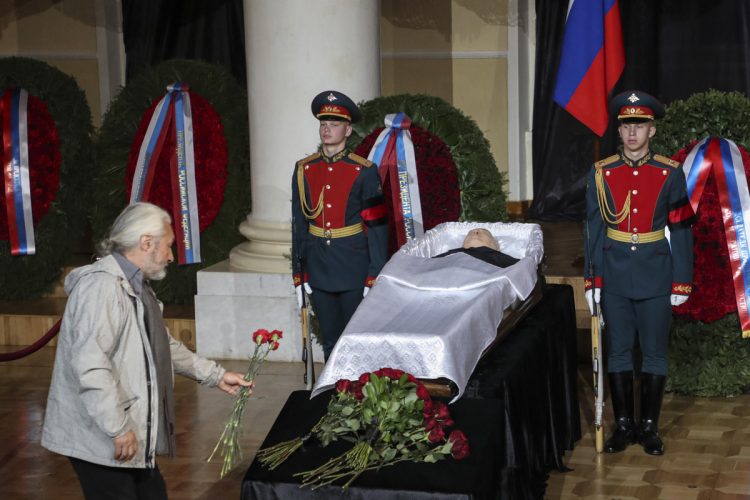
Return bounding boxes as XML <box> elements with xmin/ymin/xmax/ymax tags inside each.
<box><xmin>311</xmin><ymin>221</ymin><xmax>544</xmax><ymax>402</ymax></box>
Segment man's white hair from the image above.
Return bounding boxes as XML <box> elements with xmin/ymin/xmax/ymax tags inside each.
<box><xmin>97</xmin><ymin>202</ymin><xmax>172</xmax><ymax>257</ymax></box>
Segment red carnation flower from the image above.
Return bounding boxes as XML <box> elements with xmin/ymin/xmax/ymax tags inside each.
<box><xmin>252</xmin><ymin>328</ymin><xmax>270</xmax><ymax>344</ymax></box>
<box><xmin>358</xmin><ymin>372</ymin><xmax>371</xmax><ymax>385</ymax></box>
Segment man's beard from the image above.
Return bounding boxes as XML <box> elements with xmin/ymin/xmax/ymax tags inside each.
<box><xmin>143</xmin><ymin>252</ymin><xmax>168</xmax><ymax>280</ymax></box>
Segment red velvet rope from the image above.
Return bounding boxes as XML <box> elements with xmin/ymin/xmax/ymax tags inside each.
<box><xmin>0</xmin><ymin>319</ymin><xmax>61</xmax><ymax>362</ymax></box>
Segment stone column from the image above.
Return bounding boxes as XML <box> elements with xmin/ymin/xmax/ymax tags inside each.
<box><xmin>196</xmin><ymin>0</ymin><xmax>380</xmax><ymax>361</ymax></box>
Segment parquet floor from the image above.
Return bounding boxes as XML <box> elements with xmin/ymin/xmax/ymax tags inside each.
<box><xmin>546</xmin><ymin>365</ymin><xmax>750</xmax><ymax>499</ymax></box>
<box><xmin>5</xmin><ymin>346</ymin><xmax>750</xmax><ymax>499</ymax></box>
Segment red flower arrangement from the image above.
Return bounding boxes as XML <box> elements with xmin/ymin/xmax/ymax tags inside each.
<box><xmin>670</xmin><ymin>142</ymin><xmax>750</xmax><ymax>322</ymax></box>
<box><xmin>355</xmin><ymin>125</ymin><xmax>461</xmax><ymax>255</ymax></box>
<box><xmin>257</xmin><ymin>367</ymin><xmax>470</xmax><ymax>489</ymax></box>
<box><xmin>0</xmin><ymin>92</ymin><xmax>61</xmax><ymax>241</ymax></box>
<box><xmin>209</xmin><ymin>328</ymin><xmax>282</xmax><ymax>478</ymax></box>
<box><xmin>125</xmin><ymin>91</ymin><xmax>228</xmax><ymax>232</ymax></box>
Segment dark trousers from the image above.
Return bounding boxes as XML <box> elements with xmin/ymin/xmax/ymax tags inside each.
<box><xmin>310</xmin><ymin>287</ymin><xmax>363</xmax><ymax>360</ymax></box>
<box><xmin>602</xmin><ymin>292</ymin><xmax>672</xmax><ymax>375</ymax></box>
<box><xmin>69</xmin><ymin>457</ymin><xmax>168</xmax><ymax>500</ymax></box>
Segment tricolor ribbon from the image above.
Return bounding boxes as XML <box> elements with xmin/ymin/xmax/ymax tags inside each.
<box><xmin>683</xmin><ymin>137</ymin><xmax>750</xmax><ymax>337</ymax></box>
<box><xmin>1</xmin><ymin>88</ymin><xmax>35</xmax><ymax>256</ymax></box>
<box><xmin>130</xmin><ymin>83</ymin><xmax>201</xmax><ymax>264</ymax></box>
<box><xmin>366</xmin><ymin>113</ymin><xmax>424</xmax><ymax>248</ymax></box>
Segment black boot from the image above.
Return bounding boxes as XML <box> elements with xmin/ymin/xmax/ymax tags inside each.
<box><xmin>639</xmin><ymin>373</ymin><xmax>666</xmax><ymax>455</ymax></box>
<box><xmin>604</xmin><ymin>371</ymin><xmax>637</xmax><ymax>453</ymax></box>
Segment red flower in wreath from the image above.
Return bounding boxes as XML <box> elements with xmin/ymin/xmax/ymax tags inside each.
<box><xmin>125</xmin><ymin>91</ymin><xmax>228</xmax><ymax>232</ymax></box>
<box><xmin>670</xmin><ymin>141</ymin><xmax>750</xmax><ymax>322</ymax></box>
<box><xmin>355</xmin><ymin>125</ymin><xmax>461</xmax><ymax>255</ymax></box>
<box><xmin>0</xmin><ymin>93</ymin><xmax>61</xmax><ymax>241</ymax></box>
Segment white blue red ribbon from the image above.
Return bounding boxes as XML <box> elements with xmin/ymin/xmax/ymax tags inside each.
<box><xmin>130</xmin><ymin>83</ymin><xmax>201</xmax><ymax>264</ymax></box>
<box><xmin>683</xmin><ymin>137</ymin><xmax>750</xmax><ymax>337</ymax></box>
<box><xmin>1</xmin><ymin>88</ymin><xmax>35</xmax><ymax>256</ymax></box>
<box><xmin>367</xmin><ymin>112</ymin><xmax>423</xmax><ymax>247</ymax></box>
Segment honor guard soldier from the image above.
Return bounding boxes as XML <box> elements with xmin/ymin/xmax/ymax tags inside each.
<box><xmin>584</xmin><ymin>90</ymin><xmax>695</xmax><ymax>455</ymax></box>
<box><xmin>291</xmin><ymin>90</ymin><xmax>388</xmax><ymax>360</ymax></box>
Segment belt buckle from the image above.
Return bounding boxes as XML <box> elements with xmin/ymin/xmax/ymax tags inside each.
<box><xmin>324</xmin><ymin>229</ymin><xmax>332</xmax><ymax>239</ymax></box>
<box><xmin>631</xmin><ymin>233</ymin><xmax>639</xmax><ymax>243</ymax></box>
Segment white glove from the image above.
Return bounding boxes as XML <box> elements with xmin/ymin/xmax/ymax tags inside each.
<box><xmin>295</xmin><ymin>282</ymin><xmax>313</xmax><ymax>309</ymax></box>
<box><xmin>671</xmin><ymin>294</ymin><xmax>688</xmax><ymax>306</ymax></box>
<box><xmin>585</xmin><ymin>288</ymin><xmax>601</xmax><ymax>315</ymax></box>
<box><xmin>363</xmin><ymin>286</ymin><xmax>370</xmax><ymax>298</ymax></box>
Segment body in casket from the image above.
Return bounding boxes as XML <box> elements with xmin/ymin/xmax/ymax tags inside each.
<box><xmin>312</xmin><ymin>222</ymin><xmax>544</xmax><ymax>402</ymax></box>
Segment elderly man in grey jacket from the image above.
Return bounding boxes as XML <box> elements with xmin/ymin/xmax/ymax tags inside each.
<box><xmin>42</xmin><ymin>202</ymin><xmax>252</xmax><ymax>500</ymax></box>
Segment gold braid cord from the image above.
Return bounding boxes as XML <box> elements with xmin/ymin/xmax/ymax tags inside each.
<box><xmin>297</xmin><ymin>164</ymin><xmax>324</xmax><ymax>220</ymax></box>
<box><xmin>595</xmin><ymin>169</ymin><xmax>630</xmax><ymax>225</ymax></box>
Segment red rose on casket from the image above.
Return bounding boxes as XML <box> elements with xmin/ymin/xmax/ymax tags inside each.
<box><xmin>449</xmin><ymin>430</ymin><xmax>471</xmax><ymax>460</ymax></box>
<box><xmin>335</xmin><ymin>379</ymin><xmax>352</xmax><ymax>393</ymax></box>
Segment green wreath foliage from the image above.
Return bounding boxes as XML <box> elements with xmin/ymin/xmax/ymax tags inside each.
<box><xmin>668</xmin><ymin>315</ymin><xmax>750</xmax><ymax>396</ymax></box>
<box><xmin>348</xmin><ymin>94</ymin><xmax>507</xmax><ymax>222</ymax></box>
<box><xmin>0</xmin><ymin>57</ymin><xmax>93</xmax><ymax>299</ymax></box>
<box><xmin>93</xmin><ymin>59</ymin><xmax>250</xmax><ymax>304</ymax></box>
<box><xmin>656</xmin><ymin>90</ymin><xmax>750</xmax><ymax>396</ymax></box>
<box><xmin>652</xmin><ymin>89</ymin><xmax>750</xmax><ymax>153</ymax></box>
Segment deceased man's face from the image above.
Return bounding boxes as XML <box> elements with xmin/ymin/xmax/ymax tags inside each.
<box><xmin>462</xmin><ymin>228</ymin><xmax>499</xmax><ymax>250</ymax></box>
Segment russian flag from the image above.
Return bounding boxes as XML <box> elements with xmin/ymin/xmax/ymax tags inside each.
<box><xmin>553</xmin><ymin>0</ymin><xmax>625</xmax><ymax>137</ymax></box>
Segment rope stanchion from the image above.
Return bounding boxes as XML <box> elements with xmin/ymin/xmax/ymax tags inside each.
<box><xmin>0</xmin><ymin>319</ymin><xmax>61</xmax><ymax>362</ymax></box>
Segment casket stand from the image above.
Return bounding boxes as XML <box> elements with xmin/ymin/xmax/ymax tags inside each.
<box><xmin>242</xmin><ymin>283</ymin><xmax>579</xmax><ymax>500</ymax></box>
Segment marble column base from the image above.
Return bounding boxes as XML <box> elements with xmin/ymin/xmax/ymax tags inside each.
<box><xmin>229</xmin><ymin>218</ymin><xmax>291</xmax><ymax>273</ymax></box>
<box><xmin>195</xmin><ymin>259</ymin><xmax>324</xmax><ymax>363</ymax></box>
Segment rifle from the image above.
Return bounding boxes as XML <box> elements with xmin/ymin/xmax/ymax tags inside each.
<box><xmin>298</xmin><ymin>259</ymin><xmax>315</xmax><ymax>390</ymax></box>
<box><xmin>586</xmin><ymin>220</ymin><xmax>605</xmax><ymax>453</ymax></box>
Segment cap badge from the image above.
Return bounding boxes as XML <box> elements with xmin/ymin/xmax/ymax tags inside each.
<box><xmin>627</xmin><ymin>93</ymin><xmax>640</xmax><ymax>103</ymax></box>
<box><xmin>326</xmin><ymin>93</ymin><xmax>337</xmax><ymax>102</ymax></box>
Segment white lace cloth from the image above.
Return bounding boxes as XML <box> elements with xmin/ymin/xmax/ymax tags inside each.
<box><xmin>311</xmin><ymin>222</ymin><xmax>544</xmax><ymax>402</ymax></box>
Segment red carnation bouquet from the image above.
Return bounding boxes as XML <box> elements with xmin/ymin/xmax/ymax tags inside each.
<box><xmin>257</xmin><ymin>367</ymin><xmax>470</xmax><ymax>489</ymax></box>
<box><xmin>208</xmin><ymin>328</ymin><xmax>282</xmax><ymax>478</ymax></box>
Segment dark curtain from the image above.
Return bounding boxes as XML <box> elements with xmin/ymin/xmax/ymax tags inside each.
<box><xmin>529</xmin><ymin>0</ymin><xmax>750</xmax><ymax>220</ymax></box>
<box><xmin>121</xmin><ymin>0</ymin><xmax>246</xmax><ymax>85</ymax></box>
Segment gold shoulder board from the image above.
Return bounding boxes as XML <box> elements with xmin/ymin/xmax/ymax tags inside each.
<box><xmin>296</xmin><ymin>152</ymin><xmax>321</xmax><ymax>168</ymax></box>
<box><xmin>347</xmin><ymin>152</ymin><xmax>374</xmax><ymax>168</ymax></box>
<box><xmin>653</xmin><ymin>154</ymin><xmax>680</xmax><ymax>168</ymax></box>
<box><xmin>594</xmin><ymin>154</ymin><xmax>619</xmax><ymax>169</ymax></box>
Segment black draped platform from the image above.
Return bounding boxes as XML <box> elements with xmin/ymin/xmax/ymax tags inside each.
<box><xmin>242</xmin><ymin>284</ymin><xmax>580</xmax><ymax>500</ymax></box>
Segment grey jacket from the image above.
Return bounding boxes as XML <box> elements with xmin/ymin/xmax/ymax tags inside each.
<box><xmin>41</xmin><ymin>255</ymin><xmax>225</xmax><ymax>468</ymax></box>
